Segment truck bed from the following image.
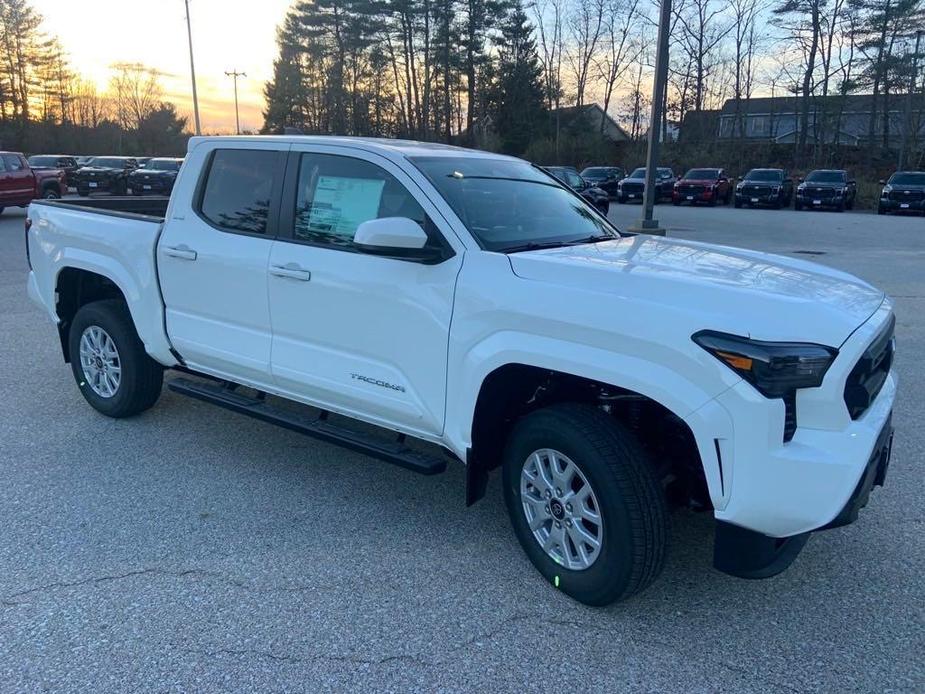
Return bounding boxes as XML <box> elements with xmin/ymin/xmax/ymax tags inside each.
<box><xmin>33</xmin><ymin>196</ymin><xmax>170</xmax><ymax>220</ymax></box>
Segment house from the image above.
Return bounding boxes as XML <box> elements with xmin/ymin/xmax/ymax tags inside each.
<box><xmin>715</xmin><ymin>94</ymin><xmax>923</xmax><ymax>147</ymax></box>
<box><xmin>550</xmin><ymin>103</ymin><xmax>631</xmax><ymax>142</ymax></box>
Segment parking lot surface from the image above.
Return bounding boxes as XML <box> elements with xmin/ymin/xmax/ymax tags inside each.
<box><xmin>1</xmin><ymin>203</ymin><xmax>922</xmax><ymax>692</ymax></box>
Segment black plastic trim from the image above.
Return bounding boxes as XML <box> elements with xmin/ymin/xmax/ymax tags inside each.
<box><xmin>713</xmin><ymin>521</ymin><xmax>810</xmax><ymax>579</ymax></box>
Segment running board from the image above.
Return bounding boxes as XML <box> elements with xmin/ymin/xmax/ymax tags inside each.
<box><xmin>167</xmin><ymin>377</ymin><xmax>447</xmax><ymax>476</ymax></box>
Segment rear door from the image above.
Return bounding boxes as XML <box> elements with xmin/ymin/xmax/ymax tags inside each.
<box><xmin>157</xmin><ymin>143</ymin><xmax>288</xmax><ymax>385</ymax></box>
<box><xmin>266</xmin><ymin>146</ymin><xmax>462</xmax><ymax>435</ymax></box>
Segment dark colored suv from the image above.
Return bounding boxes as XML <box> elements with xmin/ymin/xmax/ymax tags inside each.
<box><xmin>579</xmin><ymin>166</ymin><xmax>624</xmax><ymax>198</ymax></box>
<box><xmin>74</xmin><ymin>156</ymin><xmax>138</xmax><ymax>196</ymax></box>
<box><xmin>543</xmin><ymin>166</ymin><xmax>611</xmax><ymax>215</ymax></box>
<box><xmin>129</xmin><ymin>157</ymin><xmax>184</xmax><ymax>195</ymax></box>
<box><xmin>794</xmin><ymin>170</ymin><xmax>856</xmax><ymax>211</ymax></box>
<box><xmin>878</xmin><ymin>171</ymin><xmax>925</xmax><ymax>215</ymax></box>
<box><xmin>734</xmin><ymin>169</ymin><xmax>794</xmax><ymax>209</ymax></box>
<box><xmin>616</xmin><ymin>167</ymin><xmax>676</xmax><ymax>203</ymax></box>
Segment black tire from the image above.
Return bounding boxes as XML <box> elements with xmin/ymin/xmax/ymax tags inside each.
<box><xmin>77</xmin><ymin>188</ymin><xmax>89</xmax><ymax>197</ymax></box>
<box><xmin>734</xmin><ymin>198</ymin><xmax>742</xmax><ymax>208</ymax></box>
<box><xmin>877</xmin><ymin>205</ymin><xmax>886</xmax><ymax>215</ymax></box>
<box><xmin>794</xmin><ymin>200</ymin><xmax>803</xmax><ymax>211</ymax></box>
<box><xmin>41</xmin><ymin>186</ymin><xmax>61</xmax><ymax>200</ymax></box>
<box><xmin>835</xmin><ymin>199</ymin><xmax>845</xmax><ymax>212</ymax></box>
<box><xmin>502</xmin><ymin>403</ymin><xmax>668</xmax><ymax>606</ymax></box>
<box><xmin>672</xmin><ymin>199</ymin><xmax>681</xmax><ymax>206</ymax></box>
<box><xmin>68</xmin><ymin>299</ymin><xmax>163</xmax><ymax>418</ymax></box>
<box><xmin>597</xmin><ymin>202</ymin><xmax>609</xmax><ymax>216</ymax></box>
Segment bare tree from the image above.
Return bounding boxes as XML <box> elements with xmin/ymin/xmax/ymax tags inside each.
<box><xmin>72</xmin><ymin>79</ymin><xmax>109</xmax><ymax>128</ymax></box>
<box><xmin>729</xmin><ymin>0</ymin><xmax>769</xmax><ymax>138</ymax></box>
<box><xmin>567</xmin><ymin>0</ymin><xmax>606</xmax><ymax>106</ymax></box>
<box><xmin>108</xmin><ymin>63</ymin><xmax>165</xmax><ymax>131</ymax></box>
<box><xmin>597</xmin><ymin>0</ymin><xmax>643</xmax><ymax>130</ymax></box>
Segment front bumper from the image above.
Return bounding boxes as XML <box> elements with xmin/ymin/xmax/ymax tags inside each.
<box><xmin>796</xmin><ymin>192</ymin><xmax>844</xmax><ymax>208</ymax></box>
<box><xmin>736</xmin><ymin>191</ymin><xmax>780</xmax><ymax>205</ymax></box>
<box><xmin>674</xmin><ymin>189</ymin><xmax>717</xmax><ymax>203</ymax></box>
<box><xmin>880</xmin><ymin>197</ymin><xmax>925</xmax><ymax>213</ymax></box>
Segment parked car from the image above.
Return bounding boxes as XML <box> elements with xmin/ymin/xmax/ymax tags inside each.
<box><xmin>579</xmin><ymin>166</ymin><xmax>624</xmax><ymax>198</ymax></box>
<box><xmin>734</xmin><ymin>169</ymin><xmax>793</xmax><ymax>209</ymax></box>
<box><xmin>27</xmin><ymin>154</ymin><xmax>79</xmax><ymax>187</ymax></box>
<box><xmin>75</xmin><ymin>156</ymin><xmax>93</xmax><ymax>167</ymax></box>
<box><xmin>129</xmin><ymin>157</ymin><xmax>184</xmax><ymax>195</ymax></box>
<box><xmin>26</xmin><ymin>136</ymin><xmax>896</xmax><ymax>606</ymax></box>
<box><xmin>543</xmin><ymin>166</ymin><xmax>610</xmax><ymax>215</ymax></box>
<box><xmin>794</xmin><ymin>170</ymin><xmax>856</xmax><ymax>211</ymax></box>
<box><xmin>673</xmin><ymin>168</ymin><xmax>732</xmax><ymax>206</ymax></box>
<box><xmin>878</xmin><ymin>171</ymin><xmax>925</xmax><ymax>215</ymax></box>
<box><xmin>74</xmin><ymin>156</ymin><xmax>138</xmax><ymax>196</ymax></box>
<box><xmin>0</xmin><ymin>151</ymin><xmax>68</xmax><ymax>213</ymax></box>
<box><xmin>615</xmin><ymin>167</ymin><xmax>676</xmax><ymax>203</ymax></box>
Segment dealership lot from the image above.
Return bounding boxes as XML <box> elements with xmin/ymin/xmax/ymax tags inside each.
<box><xmin>1</xmin><ymin>204</ymin><xmax>922</xmax><ymax>692</ymax></box>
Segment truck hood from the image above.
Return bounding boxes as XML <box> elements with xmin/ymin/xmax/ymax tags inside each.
<box><xmin>679</xmin><ymin>178</ymin><xmax>719</xmax><ymax>185</ymax></box>
<box><xmin>508</xmin><ymin>236</ymin><xmax>884</xmax><ymax>347</ymax></box>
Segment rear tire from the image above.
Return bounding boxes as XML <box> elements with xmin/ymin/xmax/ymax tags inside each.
<box><xmin>41</xmin><ymin>186</ymin><xmax>61</xmax><ymax>200</ymax></box>
<box><xmin>502</xmin><ymin>403</ymin><xmax>668</xmax><ymax>606</ymax></box>
<box><xmin>68</xmin><ymin>300</ymin><xmax>163</xmax><ymax>418</ymax></box>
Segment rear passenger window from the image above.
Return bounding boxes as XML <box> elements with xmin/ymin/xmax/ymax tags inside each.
<box><xmin>3</xmin><ymin>154</ymin><xmax>23</xmax><ymax>171</ymax></box>
<box><xmin>293</xmin><ymin>153</ymin><xmax>427</xmax><ymax>249</ymax></box>
<box><xmin>199</xmin><ymin>149</ymin><xmax>280</xmax><ymax>234</ymax></box>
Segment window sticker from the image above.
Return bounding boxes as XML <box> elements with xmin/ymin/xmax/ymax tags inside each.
<box><xmin>306</xmin><ymin>176</ymin><xmax>386</xmax><ymax>238</ymax></box>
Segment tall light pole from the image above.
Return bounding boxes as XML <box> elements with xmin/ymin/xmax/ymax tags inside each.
<box><xmin>184</xmin><ymin>0</ymin><xmax>201</xmax><ymax>136</ymax></box>
<box><xmin>629</xmin><ymin>0</ymin><xmax>672</xmax><ymax>236</ymax></box>
<box><xmin>225</xmin><ymin>69</ymin><xmax>247</xmax><ymax>135</ymax></box>
<box><xmin>899</xmin><ymin>29</ymin><xmax>923</xmax><ymax>171</ymax></box>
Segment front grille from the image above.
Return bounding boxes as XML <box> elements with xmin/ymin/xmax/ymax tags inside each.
<box><xmin>621</xmin><ymin>182</ymin><xmax>644</xmax><ymax>194</ymax></box>
<box><xmin>844</xmin><ymin>314</ymin><xmax>895</xmax><ymax>420</ymax></box>
<box><xmin>741</xmin><ymin>185</ymin><xmax>772</xmax><ymax>196</ymax></box>
<box><xmin>678</xmin><ymin>185</ymin><xmax>706</xmax><ymax>196</ymax></box>
<box><xmin>889</xmin><ymin>189</ymin><xmax>924</xmax><ymax>202</ymax></box>
<box><xmin>806</xmin><ymin>187</ymin><xmax>836</xmax><ymax>199</ymax></box>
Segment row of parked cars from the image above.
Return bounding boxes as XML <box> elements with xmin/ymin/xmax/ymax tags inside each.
<box><xmin>26</xmin><ymin>154</ymin><xmax>184</xmax><ymax>197</ymax></box>
<box><xmin>548</xmin><ymin>164</ymin><xmax>923</xmax><ymax>215</ymax></box>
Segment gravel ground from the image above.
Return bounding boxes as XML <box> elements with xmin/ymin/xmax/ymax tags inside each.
<box><xmin>1</xmin><ymin>202</ymin><xmax>922</xmax><ymax>693</ymax></box>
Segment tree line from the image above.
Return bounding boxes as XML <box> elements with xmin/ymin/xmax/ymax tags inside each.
<box><xmin>0</xmin><ymin>0</ymin><xmax>188</xmax><ymax>155</ymax></box>
<box><xmin>262</xmin><ymin>0</ymin><xmax>925</xmax><ymax>166</ymax></box>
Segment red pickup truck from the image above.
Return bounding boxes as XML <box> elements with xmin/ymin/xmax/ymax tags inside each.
<box><xmin>0</xmin><ymin>151</ymin><xmax>68</xmax><ymax>214</ymax></box>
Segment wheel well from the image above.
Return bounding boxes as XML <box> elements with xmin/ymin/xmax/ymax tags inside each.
<box><xmin>55</xmin><ymin>268</ymin><xmax>126</xmax><ymax>362</ymax></box>
<box><xmin>470</xmin><ymin>364</ymin><xmax>710</xmax><ymax>509</ymax></box>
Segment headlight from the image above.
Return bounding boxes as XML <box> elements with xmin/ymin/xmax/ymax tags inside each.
<box><xmin>736</xmin><ymin>183</ymin><xmax>743</xmax><ymax>190</ymax></box>
<box><xmin>797</xmin><ymin>184</ymin><xmax>805</xmax><ymax>191</ymax></box>
<box><xmin>692</xmin><ymin>331</ymin><xmax>837</xmax><ymax>398</ymax></box>
<box><xmin>771</xmin><ymin>186</ymin><xmax>780</xmax><ymax>193</ymax></box>
<box><xmin>882</xmin><ymin>185</ymin><xmax>892</xmax><ymax>195</ymax></box>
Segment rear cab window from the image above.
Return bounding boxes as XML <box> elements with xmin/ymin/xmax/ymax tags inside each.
<box><xmin>197</xmin><ymin>149</ymin><xmax>283</xmax><ymax>235</ymax></box>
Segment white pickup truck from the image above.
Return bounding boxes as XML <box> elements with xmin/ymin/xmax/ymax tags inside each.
<box><xmin>26</xmin><ymin>136</ymin><xmax>896</xmax><ymax>605</ymax></box>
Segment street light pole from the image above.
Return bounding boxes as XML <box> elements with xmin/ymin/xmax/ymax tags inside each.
<box><xmin>225</xmin><ymin>70</ymin><xmax>247</xmax><ymax>135</ymax></box>
<box><xmin>899</xmin><ymin>29</ymin><xmax>923</xmax><ymax>171</ymax></box>
<box><xmin>630</xmin><ymin>0</ymin><xmax>672</xmax><ymax>236</ymax></box>
<box><xmin>184</xmin><ymin>0</ymin><xmax>201</xmax><ymax>136</ymax></box>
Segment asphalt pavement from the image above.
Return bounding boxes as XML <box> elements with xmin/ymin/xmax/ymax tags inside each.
<box><xmin>1</xmin><ymin>202</ymin><xmax>922</xmax><ymax>692</ymax></box>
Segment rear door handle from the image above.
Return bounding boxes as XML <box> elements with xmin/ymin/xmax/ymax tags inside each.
<box><xmin>270</xmin><ymin>263</ymin><xmax>312</xmax><ymax>281</ymax></box>
<box><xmin>162</xmin><ymin>245</ymin><xmax>197</xmax><ymax>261</ymax></box>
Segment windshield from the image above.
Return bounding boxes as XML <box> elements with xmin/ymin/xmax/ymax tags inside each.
<box><xmin>684</xmin><ymin>168</ymin><xmax>720</xmax><ymax>180</ymax></box>
<box><xmin>744</xmin><ymin>170</ymin><xmax>783</xmax><ymax>182</ymax></box>
<box><xmin>889</xmin><ymin>172</ymin><xmax>925</xmax><ymax>185</ymax></box>
<box><xmin>145</xmin><ymin>159</ymin><xmax>181</xmax><ymax>171</ymax></box>
<box><xmin>581</xmin><ymin>167</ymin><xmax>619</xmax><ymax>179</ymax></box>
<box><xmin>412</xmin><ymin>156</ymin><xmax>619</xmax><ymax>252</ymax></box>
<box><xmin>805</xmin><ymin>170</ymin><xmax>845</xmax><ymax>183</ymax></box>
<box><xmin>629</xmin><ymin>168</ymin><xmax>646</xmax><ymax>178</ymax></box>
<box><xmin>28</xmin><ymin>156</ymin><xmax>56</xmax><ymax>166</ymax></box>
<box><xmin>88</xmin><ymin>157</ymin><xmax>126</xmax><ymax>168</ymax></box>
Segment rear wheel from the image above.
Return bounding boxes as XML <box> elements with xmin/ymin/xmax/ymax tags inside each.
<box><xmin>68</xmin><ymin>300</ymin><xmax>163</xmax><ymax>418</ymax></box>
<box><xmin>41</xmin><ymin>186</ymin><xmax>61</xmax><ymax>200</ymax></box>
<box><xmin>794</xmin><ymin>200</ymin><xmax>803</xmax><ymax>211</ymax></box>
<box><xmin>502</xmin><ymin>404</ymin><xmax>668</xmax><ymax>606</ymax></box>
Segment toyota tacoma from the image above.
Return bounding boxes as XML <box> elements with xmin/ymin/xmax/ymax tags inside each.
<box><xmin>26</xmin><ymin>136</ymin><xmax>897</xmax><ymax>606</ymax></box>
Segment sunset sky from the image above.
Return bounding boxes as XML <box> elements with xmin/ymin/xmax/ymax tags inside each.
<box><xmin>40</xmin><ymin>0</ymin><xmax>295</xmax><ymax>133</ymax></box>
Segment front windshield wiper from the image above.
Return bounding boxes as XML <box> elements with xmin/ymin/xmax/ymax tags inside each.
<box><xmin>501</xmin><ymin>234</ymin><xmax>616</xmax><ymax>254</ymax></box>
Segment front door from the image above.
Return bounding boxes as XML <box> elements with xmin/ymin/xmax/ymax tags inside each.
<box><xmin>157</xmin><ymin>144</ymin><xmax>287</xmax><ymax>385</ymax></box>
<box><xmin>267</xmin><ymin>147</ymin><xmax>462</xmax><ymax>436</ymax></box>
<box><xmin>2</xmin><ymin>154</ymin><xmax>35</xmax><ymax>204</ymax></box>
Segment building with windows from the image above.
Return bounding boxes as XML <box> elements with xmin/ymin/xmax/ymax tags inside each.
<box><xmin>713</xmin><ymin>94</ymin><xmax>923</xmax><ymax>147</ymax></box>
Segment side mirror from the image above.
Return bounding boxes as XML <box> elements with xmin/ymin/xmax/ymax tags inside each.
<box><xmin>798</xmin><ymin>177</ymin><xmax>804</xmax><ymax>183</ymax></box>
<box><xmin>354</xmin><ymin>217</ymin><xmax>440</xmax><ymax>261</ymax></box>
<box><xmin>879</xmin><ymin>179</ymin><xmax>886</xmax><ymax>185</ymax></box>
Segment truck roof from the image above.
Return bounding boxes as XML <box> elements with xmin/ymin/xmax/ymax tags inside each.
<box><xmin>186</xmin><ymin>135</ymin><xmax>520</xmax><ymax>163</ymax></box>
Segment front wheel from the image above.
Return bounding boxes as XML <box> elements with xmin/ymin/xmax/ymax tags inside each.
<box><xmin>42</xmin><ymin>186</ymin><xmax>61</xmax><ymax>200</ymax></box>
<box><xmin>68</xmin><ymin>300</ymin><xmax>164</xmax><ymax>418</ymax></box>
<box><xmin>502</xmin><ymin>404</ymin><xmax>668</xmax><ymax>606</ymax></box>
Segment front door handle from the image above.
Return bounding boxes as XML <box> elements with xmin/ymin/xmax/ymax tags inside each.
<box><xmin>270</xmin><ymin>263</ymin><xmax>312</xmax><ymax>281</ymax></box>
<box><xmin>163</xmin><ymin>245</ymin><xmax>197</xmax><ymax>261</ymax></box>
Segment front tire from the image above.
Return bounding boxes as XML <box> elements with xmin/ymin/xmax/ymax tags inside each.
<box><xmin>68</xmin><ymin>300</ymin><xmax>163</xmax><ymax>418</ymax></box>
<box><xmin>502</xmin><ymin>403</ymin><xmax>668</xmax><ymax>606</ymax></box>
